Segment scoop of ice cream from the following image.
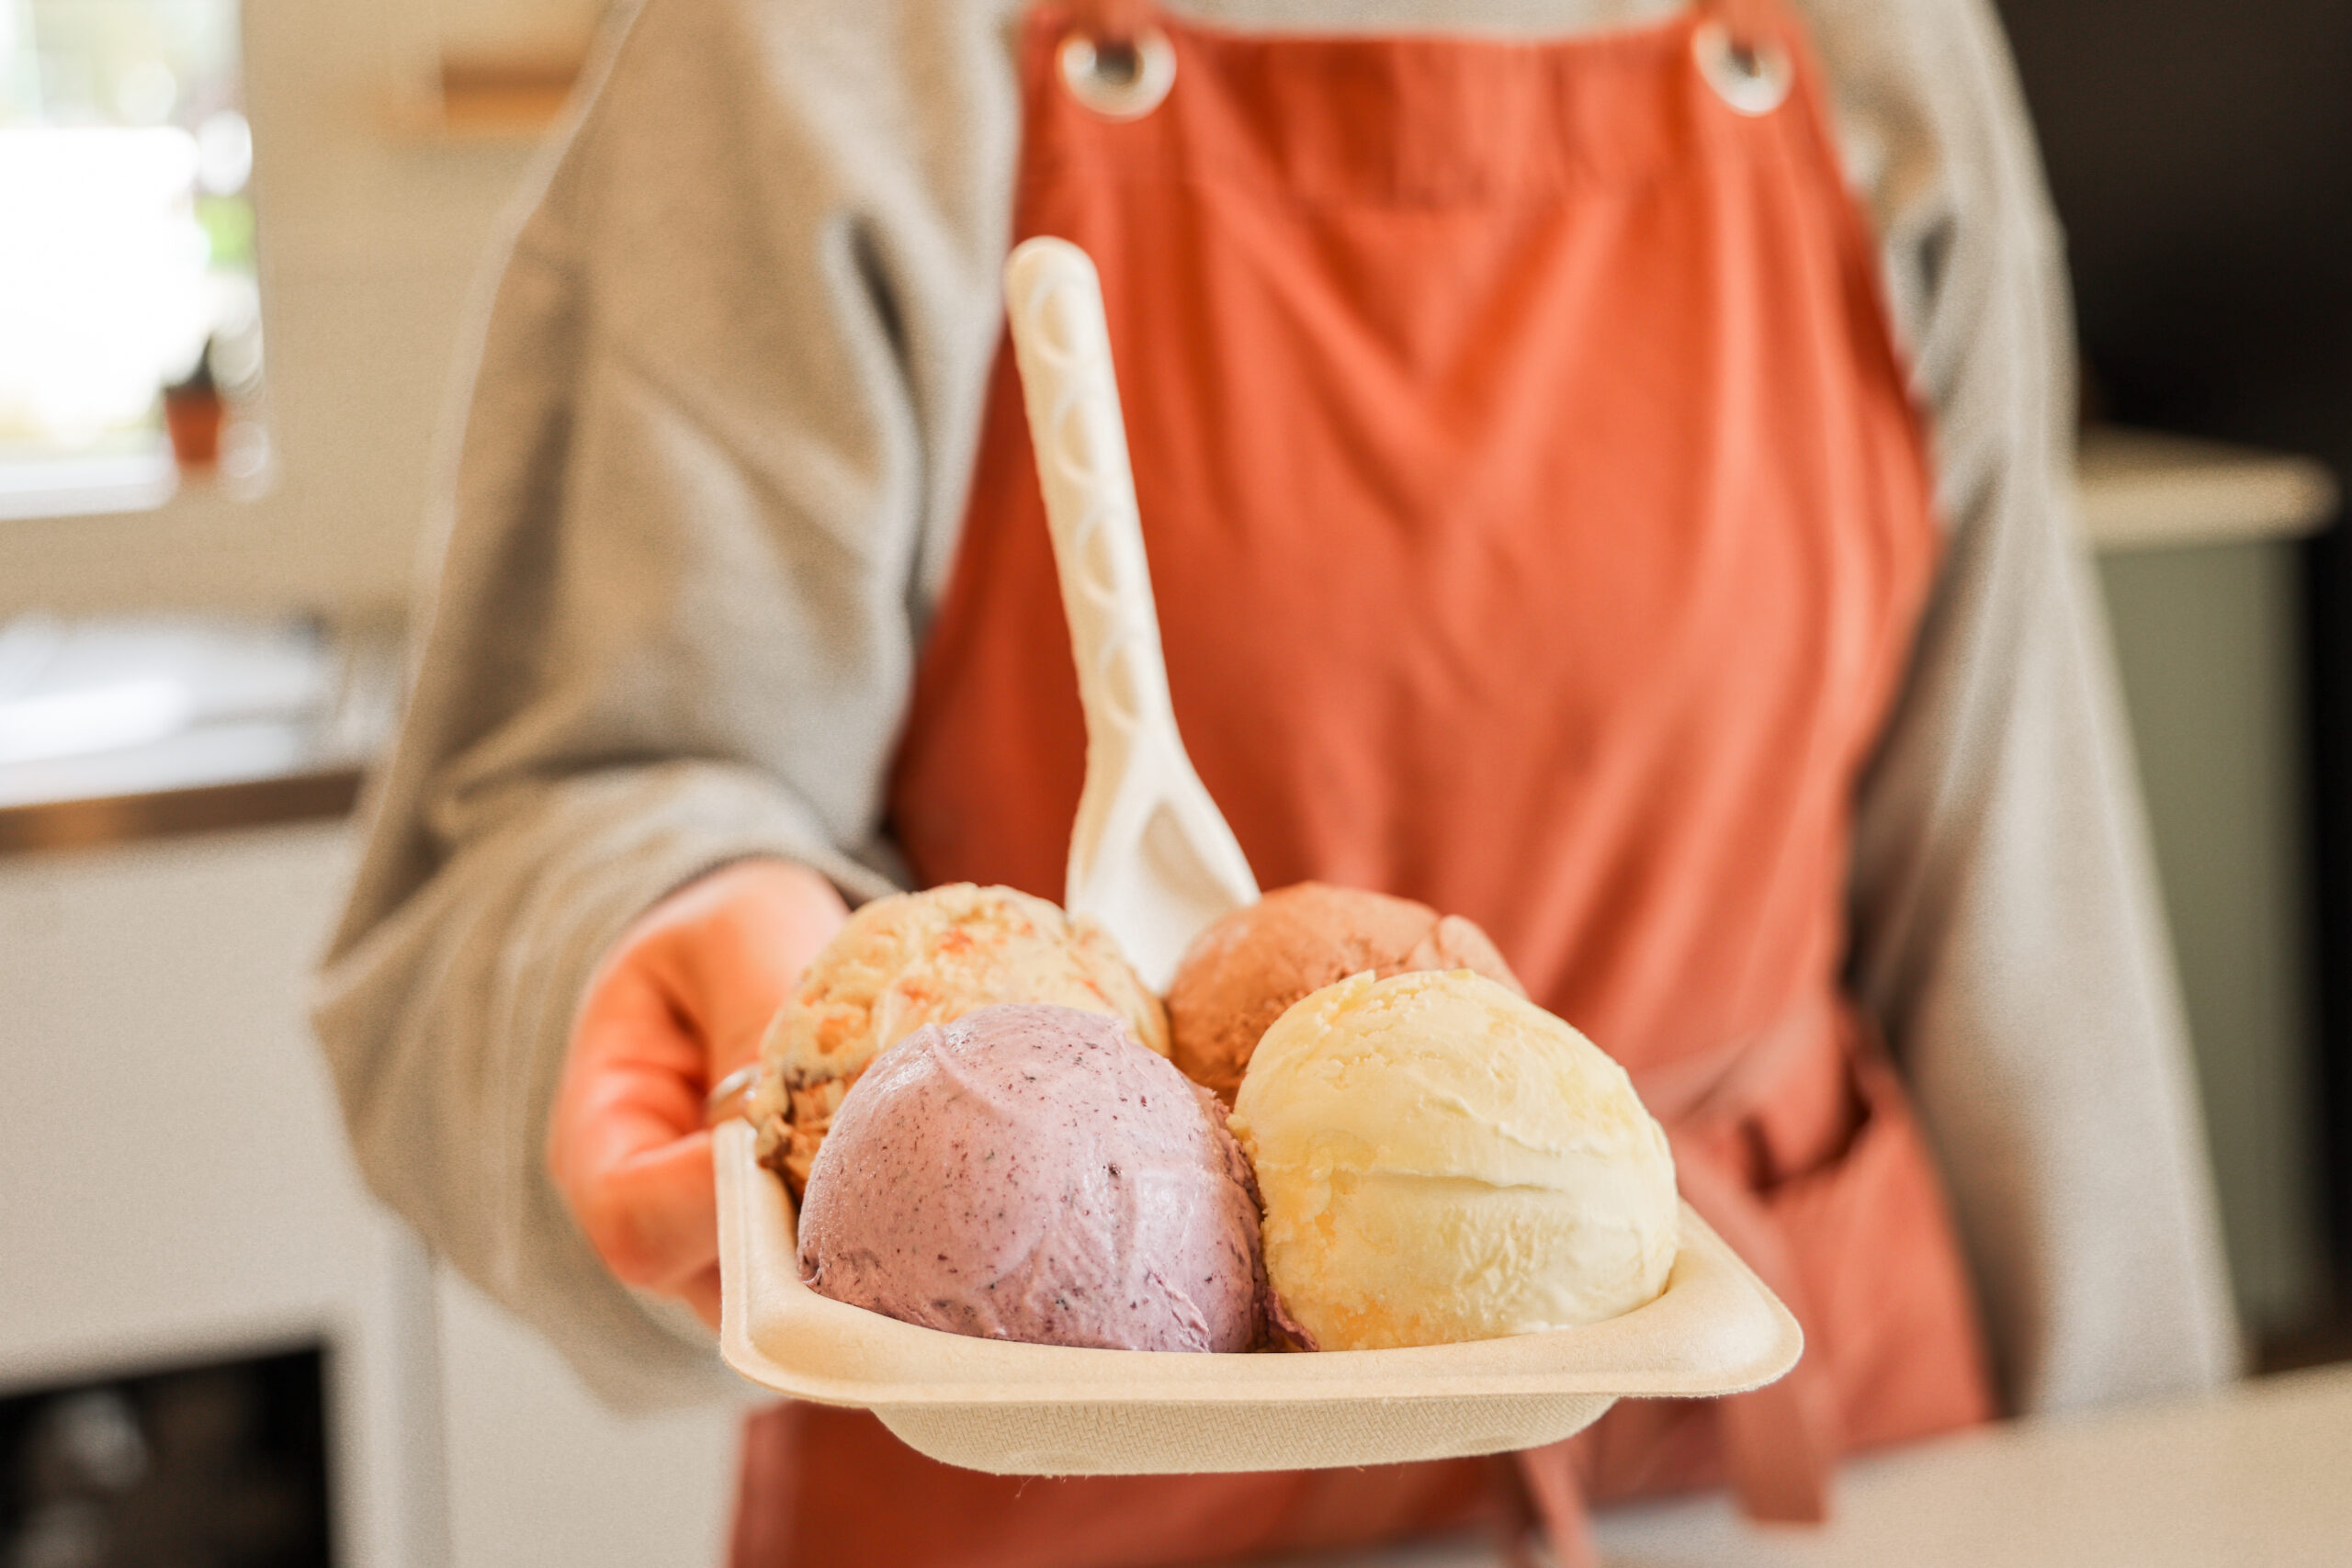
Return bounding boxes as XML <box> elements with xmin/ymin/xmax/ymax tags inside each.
<box><xmin>796</xmin><ymin>1002</ymin><xmax>1267</xmax><ymax>1351</ymax></box>
<box><xmin>1165</xmin><ymin>882</ymin><xmax>1522</xmax><ymax>1102</ymax></box>
<box><xmin>750</xmin><ymin>883</ymin><xmax>1167</xmax><ymax>1196</ymax></box>
<box><xmin>1230</xmin><ymin>970</ymin><xmax>1678</xmax><ymax>1351</ymax></box>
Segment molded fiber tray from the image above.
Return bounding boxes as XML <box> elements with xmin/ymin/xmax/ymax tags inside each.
<box><xmin>715</xmin><ymin>1120</ymin><xmax>1800</xmax><ymax>1476</ymax></box>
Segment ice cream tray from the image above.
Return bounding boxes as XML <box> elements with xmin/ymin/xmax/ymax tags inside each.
<box><xmin>715</xmin><ymin>1120</ymin><xmax>1802</xmax><ymax>1476</ymax></box>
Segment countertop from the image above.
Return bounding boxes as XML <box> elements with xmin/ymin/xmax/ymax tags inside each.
<box><xmin>2075</xmin><ymin>426</ymin><xmax>2337</xmax><ymax>551</ymax></box>
<box><xmin>1269</xmin><ymin>1364</ymin><xmax>2352</xmax><ymax>1568</ymax></box>
<box><xmin>0</xmin><ymin>615</ymin><xmax>399</xmax><ymax>854</ymax></box>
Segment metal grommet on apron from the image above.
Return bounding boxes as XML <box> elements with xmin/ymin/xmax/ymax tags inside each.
<box><xmin>1692</xmin><ymin>18</ymin><xmax>1791</xmax><ymax>116</ymax></box>
<box><xmin>1057</xmin><ymin>26</ymin><xmax>1176</xmax><ymax>119</ymax></box>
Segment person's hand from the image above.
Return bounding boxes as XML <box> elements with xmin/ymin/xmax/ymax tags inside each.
<box><xmin>548</xmin><ymin>858</ymin><xmax>849</xmax><ymax>1327</ymax></box>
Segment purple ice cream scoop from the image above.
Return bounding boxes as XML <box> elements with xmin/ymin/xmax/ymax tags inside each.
<box><xmin>796</xmin><ymin>1002</ymin><xmax>1267</xmax><ymax>1352</ymax></box>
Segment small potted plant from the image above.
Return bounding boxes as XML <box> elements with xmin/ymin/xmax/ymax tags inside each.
<box><xmin>163</xmin><ymin>337</ymin><xmax>224</xmax><ymax>471</ymax></box>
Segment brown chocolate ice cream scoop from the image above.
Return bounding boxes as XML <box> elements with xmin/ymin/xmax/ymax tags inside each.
<box><xmin>1164</xmin><ymin>882</ymin><xmax>1524</xmax><ymax>1102</ymax></box>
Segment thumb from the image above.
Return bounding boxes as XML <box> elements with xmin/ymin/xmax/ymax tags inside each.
<box><xmin>654</xmin><ymin>861</ymin><xmax>849</xmax><ymax>1080</ymax></box>
<box><xmin>549</xmin><ymin>862</ymin><xmax>849</xmax><ymax>1307</ymax></box>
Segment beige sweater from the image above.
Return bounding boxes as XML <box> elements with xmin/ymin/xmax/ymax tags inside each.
<box><xmin>315</xmin><ymin>0</ymin><xmax>2239</xmax><ymax>1416</ymax></box>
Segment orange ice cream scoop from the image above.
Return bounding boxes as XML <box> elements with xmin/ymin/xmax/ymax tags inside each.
<box><xmin>1164</xmin><ymin>882</ymin><xmax>1521</xmax><ymax>1102</ymax></box>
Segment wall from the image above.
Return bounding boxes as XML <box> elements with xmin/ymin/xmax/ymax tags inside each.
<box><xmin>436</xmin><ymin>1272</ymin><xmax>738</xmax><ymax>1568</ymax></box>
<box><xmin>2100</xmin><ymin>542</ymin><xmax>2320</xmax><ymax>1332</ymax></box>
<box><xmin>433</xmin><ymin>0</ymin><xmax>608</xmax><ymax>72</ymax></box>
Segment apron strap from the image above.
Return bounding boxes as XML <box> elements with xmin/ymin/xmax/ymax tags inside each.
<box><xmin>1502</xmin><ymin>1003</ymin><xmax>1843</xmax><ymax>1540</ymax></box>
<box><xmin>1670</xmin><ymin>1133</ymin><xmax>1838</xmax><ymax>1522</ymax></box>
<box><xmin>1499</xmin><ymin>1131</ymin><xmax>1835</xmax><ymax>1550</ymax></box>
<box><xmin>1506</xmin><ymin>1445</ymin><xmax>1601</xmax><ymax>1568</ymax></box>
<box><xmin>1645</xmin><ymin>1003</ymin><xmax>1841</xmax><ymax>1522</ymax></box>
<box><xmin>1058</xmin><ymin>0</ymin><xmax>1155</xmax><ymax>40</ymax></box>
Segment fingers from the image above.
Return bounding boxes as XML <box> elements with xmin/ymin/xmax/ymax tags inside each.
<box><xmin>550</xmin><ymin>955</ymin><xmax>717</xmax><ymax>1294</ymax></box>
<box><xmin>655</xmin><ymin>861</ymin><xmax>847</xmax><ymax>1079</ymax></box>
<box><xmin>549</xmin><ymin>859</ymin><xmax>851</xmax><ymax>1307</ymax></box>
<box><xmin>568</xmin><ymin>1130</ymin><xmax>723</xmax><ymax>1300</ymax></box>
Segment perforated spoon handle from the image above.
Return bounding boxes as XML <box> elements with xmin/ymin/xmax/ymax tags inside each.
<box><xmin>1003</xmin><ymin>237</ymin><xmax>1257</xmax><ymax>984</ymax></box>
<box><xmin>1004</xmin><ymin>239</ymin><xmax>1172</xmax><ymax>790</ymax></box>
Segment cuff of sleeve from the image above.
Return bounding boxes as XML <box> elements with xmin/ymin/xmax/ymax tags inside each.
<box><xmin>503</xmin><ymin>761</ymin><xmax>901</xmax><ymax>1410</ymax></box>
<box><xmin>321</xmin><ymin>760</ymin><xmax>899</xmax><ymax>1413</ymax></box>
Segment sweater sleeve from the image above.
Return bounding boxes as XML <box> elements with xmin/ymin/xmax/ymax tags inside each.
<box><xmin>311</xmin><ymin>0</ymin><xmax>1020</xmax><ymax>1408</ymax></box>
<box><xmin>1804</xmin><ymin>0</ymin><xmax>2241</xmax><ymax>1412</ymax></box>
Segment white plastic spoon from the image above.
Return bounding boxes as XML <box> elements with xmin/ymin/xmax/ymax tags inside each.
<box><xmin>1002</xmin><ymin>236</ymin><xmax>1259</xmax><ymax>989</ymax></box>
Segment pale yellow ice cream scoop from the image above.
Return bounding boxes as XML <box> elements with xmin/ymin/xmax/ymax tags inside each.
<box><xmin>750</xmin><ymin>883</ymin><xmax>1166</xmax><ymax>1197</ymax></box>
<box><xmin>1229</xmin><ymin>969</ymin><xmax>1678</xmax><ymax>1350</ymax></box>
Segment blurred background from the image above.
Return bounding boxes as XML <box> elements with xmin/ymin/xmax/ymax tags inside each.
<box><xmin>0</xmin><ymin>0</ymin><xmax>2345</xmax><ymax>1564</ymax></box>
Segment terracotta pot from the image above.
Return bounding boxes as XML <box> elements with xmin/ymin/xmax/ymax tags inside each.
<box><xmin>164</xmin><ymin>386</ymin><xmax>224</xmax><ymax>470</ymax></box>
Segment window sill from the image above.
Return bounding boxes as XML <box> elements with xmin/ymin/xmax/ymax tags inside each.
<box><xmin>0</xmin><ymin>436</ymin><xmax>275</xmax><ymax>525</ymax></box>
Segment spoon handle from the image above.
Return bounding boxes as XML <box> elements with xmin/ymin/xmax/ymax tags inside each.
<box><xmin>1003</xmin><ymin>237</ymin><xmax>1257</xmax><ymax>982</ymax></box>
<box><xmin>1004</xmin><ymin>238</ymin><xmax>1171</xmax><ymax>796</ymax></box>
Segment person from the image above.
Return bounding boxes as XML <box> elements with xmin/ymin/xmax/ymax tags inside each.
<box><xmin>315</xmin><ymin>0</ymin><xmax>2240</xmax><ymax>1562</ymax></box>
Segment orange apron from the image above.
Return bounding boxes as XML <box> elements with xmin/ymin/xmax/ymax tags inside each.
<box><xmin>734</xmin><ymin>2</ymin><xmax>1993</xmax><ymax>1562</ymax></box>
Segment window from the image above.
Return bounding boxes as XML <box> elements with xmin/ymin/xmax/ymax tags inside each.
<box><xmin>0</xmin><ymin>0</ymin><xmax>265</xmax><ymax>521</ymax></box>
